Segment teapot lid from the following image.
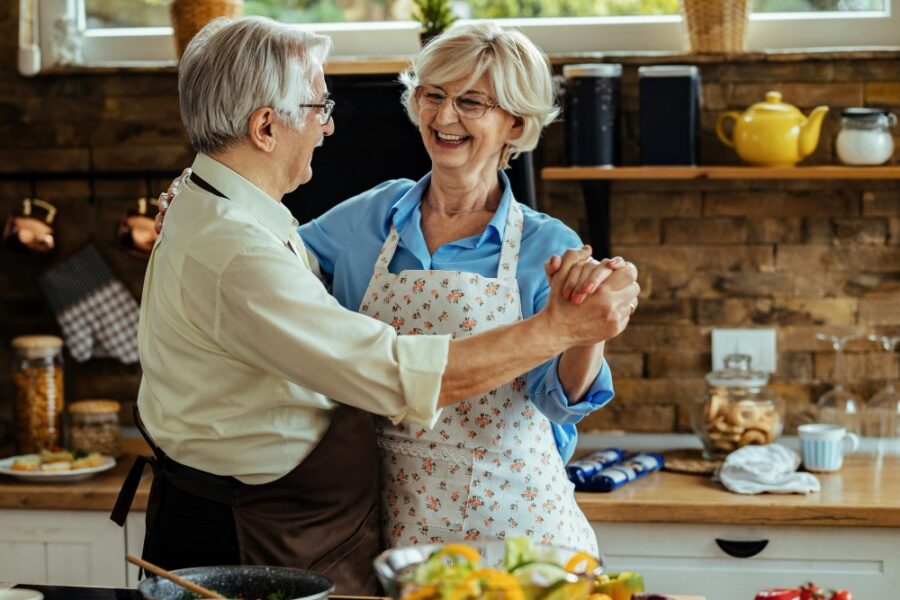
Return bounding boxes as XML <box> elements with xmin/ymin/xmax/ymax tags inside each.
<box><xmin>706</xmin><ymin>353</ymin><xmax>769</xmax><ymax>388</ymax></box>
<box><xmin>748</xmin><ymin>91</ymin><xmax>802</xmax><ymax>118</ymax></box>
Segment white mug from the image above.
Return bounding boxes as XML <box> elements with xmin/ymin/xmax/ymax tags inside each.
<box><xmin>798</xmin><ymin>423</ymin><xmax>860</xmax><ymax>472</ymax></box>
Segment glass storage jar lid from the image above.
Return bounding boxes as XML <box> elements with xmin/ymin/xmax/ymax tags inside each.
<box><xmin>11</xmin><ymin>335</ymin><xmax>63</xmax><ymax>358</ymax></box>
<box><xmin>69</xmin><ymin>399</ymin><xmax>121</xmax><ymax>415</ymax></box>
<box><xmin>705</xmin><ymin>353</ymin><xmax>769</xmax><ymax>388</ymax></box>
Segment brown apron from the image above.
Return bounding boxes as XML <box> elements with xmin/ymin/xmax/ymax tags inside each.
<box><xmin>112</xmin><ymin>404</ymin><xmax>382</xmax><ymax>594</ymax></box>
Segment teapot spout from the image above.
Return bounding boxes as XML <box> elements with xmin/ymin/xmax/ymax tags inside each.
<box><xmin>799</xmin><ymin>106</ymin><xmax>829</xmax><ymax>158</ymax></box>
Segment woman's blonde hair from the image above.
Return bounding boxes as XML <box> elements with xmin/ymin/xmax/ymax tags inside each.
<box><xmin>399</xmin><ymin>23</ymin><xmax>559</xmax><ymax>169</ymax></box>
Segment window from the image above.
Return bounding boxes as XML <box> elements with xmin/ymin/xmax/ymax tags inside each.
<box><xmin>18</xmin><ymin>0</ymin><xmax>900</xmax><ymax>75</ymax></box>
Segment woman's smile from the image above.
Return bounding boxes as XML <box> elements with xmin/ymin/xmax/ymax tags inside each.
<box><xmin>433</xmin><ymin>128</ymin><xmax>470</xmax><ymax>147</ymax></box>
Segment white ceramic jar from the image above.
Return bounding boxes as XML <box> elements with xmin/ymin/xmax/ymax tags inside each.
<box><xmin>835</xmin><ymin>108</ymin><xmax>897</xmax><ymax>165</ymax></box>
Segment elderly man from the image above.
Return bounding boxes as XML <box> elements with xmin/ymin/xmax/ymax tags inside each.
<box><xmin>112</xmin><ymin>16</ymin><xmax>638</xmax><ymax>594</ymax></box>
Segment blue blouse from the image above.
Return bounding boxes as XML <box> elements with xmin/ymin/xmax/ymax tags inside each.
<box><xmin>297</xmin><ymin>171</ymin><xmax>614</xmax><ymax>463</ymax></box>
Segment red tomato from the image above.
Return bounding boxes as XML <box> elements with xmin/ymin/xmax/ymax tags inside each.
<box><xmin>755</xmin><ymin>589</ymin><xmax>802</xmax><ymax>600</ymax></box>
<box><xmin>830</xmin><ymin>590</ymin><xmax>853</xmax><ymax>600</ymax></box>
<box><xmin>800</xmin><ymin>582</ymin><xmax>826</xmax><ymax>600</ymax></box>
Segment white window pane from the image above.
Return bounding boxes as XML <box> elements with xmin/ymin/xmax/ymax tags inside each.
<box><xmin>752</xmin><ymin>0</ymin><xmax>885</xmax><ymax>13</ymax></box>
<box><xmin>245</xmin><ymin>0</ymin><xmax>680</xmax><ymax>23</ymax></box>
<box><xmin>85</xmin><ymin>0</ymin><xmax>888</xmax><ymax>28</ymax></box>
<box><xmin>85</xmin><ymin>0</ymin><xmax>170</xmax><ymax>28</ymax></box>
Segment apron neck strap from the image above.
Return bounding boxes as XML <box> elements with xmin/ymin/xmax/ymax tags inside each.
<box><xmin>497</xmin><ymin>200</ymin><xmax>523</xmax><ymax>281</ymax></box>
<box><xmin>374</xmin><ymin>227</ymin><xmax>401</xmax><ymax>273</ymax></box>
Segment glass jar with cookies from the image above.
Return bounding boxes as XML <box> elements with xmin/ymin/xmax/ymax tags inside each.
<box><xmin>691</xmin><ymin>353</ymin><xmax>784</xmax><ymax>460</ymax></box>
<box><xmin>69</xmin><ymin>400</ymin><xmax>121</xmax><ymax>457</ymax></box>
<box><xmin>11</xmin><ymin>335</ymin><xmax>65</xmax><ymax>454</ymax></box>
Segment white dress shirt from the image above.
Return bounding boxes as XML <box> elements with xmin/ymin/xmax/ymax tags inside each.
<box><xmin>137</xmin><ymin>154</ymin><xmax>449</xmax><ymax>484</ymax></box>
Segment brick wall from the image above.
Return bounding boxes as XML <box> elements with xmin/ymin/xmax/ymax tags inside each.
<box><xmin>539</xmin><ymin>53</ymin><xmax>900</xmax><ymax>433</ymax></box>
<box><xmin>0</xmin><ymin>0</ymin><xmax>898</xmax><ymax>440</ymax></box>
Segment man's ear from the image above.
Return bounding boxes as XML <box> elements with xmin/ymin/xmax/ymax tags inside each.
<box><xmin>248</xmin><ymin>107</ymin><xmax>277</xmax><ymax>153</ymax></box>
<box><xmin>508</xmin><ymin>116</ymin><xmax>525</xmax><ymax>142</ymax></box>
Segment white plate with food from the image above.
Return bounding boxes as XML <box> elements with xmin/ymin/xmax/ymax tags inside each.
<box><xmin>0</xmin><ymin>450</ymin><xmax>115</xmax><ymax>483</ymax></box>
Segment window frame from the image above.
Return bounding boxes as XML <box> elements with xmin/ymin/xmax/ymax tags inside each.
<box><xmin>18</xmin><ymin>0</ymin><xmax>900</xmax><ymax>75</ymax></box>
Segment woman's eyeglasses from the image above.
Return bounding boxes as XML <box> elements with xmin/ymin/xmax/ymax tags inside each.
<box><xmin>415</xmin><ymin>86</ymin><xmax>499</xmax><ymax>120</ymax></box>
<box><xmin>299</xmin><ymin>98</ymin><xmax>335</xmax><ymax>124</ymax></box>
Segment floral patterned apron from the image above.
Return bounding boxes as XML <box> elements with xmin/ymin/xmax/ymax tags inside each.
<box><xmin>358</xmin><ymin>200</ymin><xmax>597</xmax><ymax>555</ymax></box>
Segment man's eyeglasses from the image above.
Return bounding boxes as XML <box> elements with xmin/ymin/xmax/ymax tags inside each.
<box><xmin>299</xmin><ymin>98</ymin><xmax>335</xmax><ymax>124</ymax></box>
<box><xmin>415</xmin><ymin>86</ymin><xmax>499</xmax><ymax>120</ymax></box>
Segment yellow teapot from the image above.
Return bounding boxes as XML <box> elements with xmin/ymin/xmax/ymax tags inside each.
<box><xmin>716</xmin><ymin>91</ymin><xmax>829</xmax><ymax>166</ymax></box>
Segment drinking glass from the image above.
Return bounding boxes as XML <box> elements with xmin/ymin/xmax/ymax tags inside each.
<box><xmin>815</xmin><ymin>333</ymin><xmax>862</xmax><ymax>435</ymax></box>
<box><xmin>864</xmin><ymin>334</ymin><xmax>900</xmax><ymax>455</ymax></box>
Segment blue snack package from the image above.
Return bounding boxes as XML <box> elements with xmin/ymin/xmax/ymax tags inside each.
<box><xmin>566</xmin><ymin>448</ymin><xmax>625</xmax><ymax>486</ymax></box>
<box><xmin>575</xmin><ymin>452</ymin><xmax>664</xmax><ymax>492</ymax></box>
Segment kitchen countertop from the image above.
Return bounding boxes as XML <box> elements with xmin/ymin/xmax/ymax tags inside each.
<box><xmin>1</xmin><ymin>451</ymin><xmax>898</xmax><ymax>528</ymax></box>
<box><xmin>577</xmin><ymin>454</ymin><xmax>900</xmax><ymax>528</ymax></box>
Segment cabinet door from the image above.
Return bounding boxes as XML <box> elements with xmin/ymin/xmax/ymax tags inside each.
<box><xmin>0</xmin><ymin>510</ymin><xmax>127</xmax><ymax>587</ymax></box>
<box><xmin>125</xmin><ymin>512</ymin><xmax>146</xmax><ymax>587</ymax></box>
<box><xmin>594</xmin><ymin>522</ymin><xmax>900</xmax><ymax>599</ymax></box>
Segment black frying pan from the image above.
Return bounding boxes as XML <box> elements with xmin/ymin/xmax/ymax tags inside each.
<box><xmin>137</xmin><ymin>566</ymin><xmax>334</xmax><ymax>600</ymax></box>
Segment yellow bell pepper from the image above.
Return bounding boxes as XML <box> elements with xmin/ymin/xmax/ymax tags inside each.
<box><xmin>433</xmin><ymin>543</ymin><xmax>482</xmax><ymax>565</ymax></box>
<box><xmin>564</xmin><ymin>552</ymin><xmax>600</xmax><ymax>574</ymax></box>
<box><xmin>594</xmin><ymin>571</ymin><xmax>644</xmax><ymax>600</ymax></box>
<box><xmin>451</xmin><ymin>568</ymin><xmax>524</xmax><ymax>600</ymax></box>
<box><xmin>588</xmin><ymin>595</ymin><xmax>614</xmax><ymax>600</ymax></box>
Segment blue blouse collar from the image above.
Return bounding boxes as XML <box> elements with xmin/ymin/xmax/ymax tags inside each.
<box><xmin>388</xmin><ymin>170</ymin><xmax>515</xmax><ymax>250</ymax></box>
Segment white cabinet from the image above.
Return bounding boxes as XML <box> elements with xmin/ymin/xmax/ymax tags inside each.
<box><xmin>0</xmin><ymin>510</ymin><xmax>129</xmax><ymax>587</ymax></box>
<box><xmin>126</xmin><ymin>512</ymin><xmax>147</xmax><ymax>587</ymax></box>
<box><xmin>594</xmin><ymin>522</ymin><xmax>900</xmax><ymax>599</ymax></box>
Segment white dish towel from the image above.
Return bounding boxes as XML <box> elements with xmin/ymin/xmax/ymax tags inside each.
<box><xmin>716</xmin><ymin>444</ymin><xmax>820</xmax><ymax>495</ymax></box>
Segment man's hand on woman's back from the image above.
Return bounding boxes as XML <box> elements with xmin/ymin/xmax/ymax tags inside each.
<box><xmin>155</xmin><ymin>168</ymin><xmax>192</xmax><ymax>234</ymax></box>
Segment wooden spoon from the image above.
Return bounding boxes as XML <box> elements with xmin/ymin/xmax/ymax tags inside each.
<box><xmin>126</xmin><ymin>555</ymin><xmax>225</xmax><ymax>599</ymax></box>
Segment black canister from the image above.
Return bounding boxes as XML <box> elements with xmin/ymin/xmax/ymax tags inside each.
<box><xmin>639</xmin><ymin>65</ymin><xmax>701</xmax><ymax>165</ymax></box>
<box><xmin>564</xmin><ymin>64</ymin><xmax>622</xmax><ymax>166</ymax></box>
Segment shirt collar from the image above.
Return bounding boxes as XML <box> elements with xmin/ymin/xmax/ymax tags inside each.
<box><xmin>190</xmin><ymin>153</ymin><xmax>299</xmax><ymax>242</ymax></box>
<box><xmin>388</xmin><ymin>170</ymin><xmax>515</xmax><ymax>249</ymax></box>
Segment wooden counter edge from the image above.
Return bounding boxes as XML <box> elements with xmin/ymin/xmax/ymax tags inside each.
<box><xmin>577</xmin><ymin>499</ymin><xmax>900</xmax><ymax>528</ymax></box>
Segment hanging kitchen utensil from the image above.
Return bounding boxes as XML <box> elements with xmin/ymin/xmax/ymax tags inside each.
<box><xmin>117</xmin><ymin>197</ymin><xmax>159</xmax><ymax>259</ymax></box>
<box><xmin>3</xmin><ymin>198</ymin><xmax>57</xmax><ymax>255</ymax></box>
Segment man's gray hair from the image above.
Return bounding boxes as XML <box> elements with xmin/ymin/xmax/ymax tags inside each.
<box><xmin>399</xmin><ymin>23</ymin><xmax>559</xmax><ymax>168</ymax></box>
<box><xmin>178</xmin><ymin>17</ymin><xmax>332</xmax><ymax>154</ymax></box>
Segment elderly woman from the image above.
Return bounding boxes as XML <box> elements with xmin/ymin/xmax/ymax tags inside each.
<box><xmin>158</xmin><ymin>22</ymin><xmax>638</xmax><ymax>555</ymax></box>
<box><xmin>296</xmin><ymin>23</ymin><xmax>631</xmax><ymax>555</ymax></box>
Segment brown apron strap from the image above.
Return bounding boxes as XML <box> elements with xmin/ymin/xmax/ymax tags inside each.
<box><xmin>110</xmin><ymin>454</ymin><xmax>153</xmax><ymax>526</ymax></box>
<box><xmin>110</xmin><ymin>406</ymin><xmax>160</xmax><ymax>527</ymax></box>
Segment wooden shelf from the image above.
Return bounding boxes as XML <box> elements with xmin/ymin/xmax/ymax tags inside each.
<box><xmin>541</xmin><ymin>165</ymin><xmax>900</xmax><ymax>181</ymax></box>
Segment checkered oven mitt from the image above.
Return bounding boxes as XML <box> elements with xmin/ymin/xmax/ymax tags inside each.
<box><xmin>38</xmin><ymin>245</ymin><xmax>140</xmax><ymax>364</ymax></box>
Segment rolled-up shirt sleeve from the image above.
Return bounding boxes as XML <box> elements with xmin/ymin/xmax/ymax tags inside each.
<box><xmin>212</xmin><ymin>245</ymin><xmax>449</xmax><ymax>428</ymax></box>
<box><xmin>528</xmin><ymin>356</ymin><xmax>614</xmax><ymax>424</ymax></box>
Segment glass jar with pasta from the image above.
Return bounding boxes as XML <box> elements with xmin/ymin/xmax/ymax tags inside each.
<box><xmin>11</xmin><ymin>335</ymin><xmax>65</xmax><ymax>454</ymax></box>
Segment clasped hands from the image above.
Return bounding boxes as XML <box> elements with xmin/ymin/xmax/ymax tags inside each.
<box><xmin>544</xmin><ymin>246</ymin><xmax>640</xmax><ymax>344</ymax></box>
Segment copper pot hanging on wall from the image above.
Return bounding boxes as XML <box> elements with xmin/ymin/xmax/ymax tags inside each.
<box><xmin>117</xmin><ymin>197</ymin><xmax>159</xmax><ymax>259</ymax></box>
<box><xmin>3</xmin><ymin>198</ymin><xmax>57</xmax><ymax>255</ymax></box>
